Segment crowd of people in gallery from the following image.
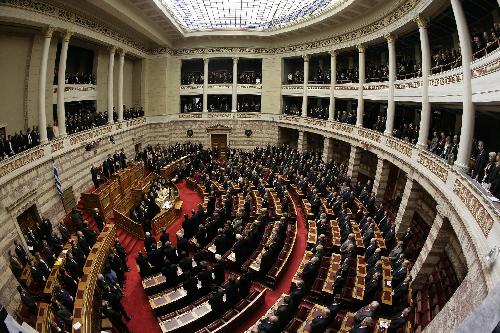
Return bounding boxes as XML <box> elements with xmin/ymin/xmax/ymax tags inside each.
<box><xmin>53</xmin><ymin>71</ymin><xmax>96</xmax><ymax>85</ymax></box>
<box><xmin>0</xmin><ymin>127</ymin><xmax>40</xmax><ymax>160</ymax></box>
<box><xmin>182</xmin><ymin>98</ymin><xmax>203</xmax><ymax>113</ymax></box>
<box><xmin>239</xmin><ymin>71</ymin><xmax>262</xmax><ymax>84</ymax></box>
<box><xmin>208</xmin><ymin>71</ymin><xmax>233</xmax><ymax>84</ymax></box>
<box><xmin>237</xmin><ymin>99</ymin><xmax>261</xmax><ymax>112</ymax></box>
<box><xmin>283</xmin><ymin>103</ymin><xmax>302</xmax><ymax>116</ymax></box>
<box><xmin>181</xmin><ymin>71</ymin><xmax>204</xmax><ymax>85</ymax></box>
<box><xmin>307</xmin><ymin>104</ymin><xmax>329</xmax><ymax>119</ymax></box>
<box><xmin>62</xmin><ymin>105</ymin><xmax>144</xmax><ymax>135</ymax></box>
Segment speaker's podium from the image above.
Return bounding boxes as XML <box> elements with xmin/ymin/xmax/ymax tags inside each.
<box><xmin>81</xmin><ymin>162</ymin><xmax>144</xmax><ymax>219</ymax></box>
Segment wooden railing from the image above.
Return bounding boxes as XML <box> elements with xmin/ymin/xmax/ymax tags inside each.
<box><xmin>72</xmin><ymin>224</ymin><xmax>116</xmax><ymax>333</ymax></box>
<box><xmin>114</xmin><ymin>209</ymin><xmax>145</xmax><ymax>240</ymax></box>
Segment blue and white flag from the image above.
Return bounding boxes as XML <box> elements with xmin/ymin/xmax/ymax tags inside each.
<box><xmin>51</xmin><ymin>159</ymin><xmax>63</xmax><ymax>197</ymax></box>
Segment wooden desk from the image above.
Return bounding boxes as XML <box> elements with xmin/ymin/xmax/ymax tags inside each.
<box><xmin>374</xmin><ymin>225</ymin><xmax>387</xmax><ymax>250</ymax></box>
<box><xmin>142</xmin><ymin>273</ymin><xmax>167</xmax><ymax>295</ymax></box>
<box><xmin>150</xmin><ymin>287</ymin><xmax>188</xmax><ymax>312</ymax></box>
<box><xmin>350</xmin><ymin>221</ymin><xmax>365</xmax><ymax>249</ymax></box>
<box><xmin>338</xmin><ymin>312</ymin><xmax>356</xmax><ymax>333</ymax></box>
<box><xmin>160</xmin><ymin>301</ymin><xmax>212</xmax><ymax>333</ymax></box>
<box><xmin>292</xmin><ymin>251</ymin><xmax>313</xmax><ymax>288</ymax></box>
<box><xmin>331</xmin><ymin>220</ymin><xmax>341</xmax><ymax>247</ymax></box>
<box><xmin>352</xmin><ymin>255</ymin><xmax>366</xmax><ymax>301</ymax></box>
<box><xmin>43</xmin><ymin>239</ymin><xmax>74</xmax><ymax>298</ymax></box>
<box><xmin>374</xmin><ymin>318</ymin><xmax>391</xmax><ymax>333</ymax></box>
<box><xmin>381</xmin><ymin>257</ymin><xmax>393</xmax><ymax>305</ymax></box>
<box><xmin>322</xmin><ymin>254</ymin><xmax>341</xmax><ymax>295</ymax></box>
<box><xmin>307</xmin><ymin>220</ymin><xmax>317</xmax><ymax>246</ymax></box>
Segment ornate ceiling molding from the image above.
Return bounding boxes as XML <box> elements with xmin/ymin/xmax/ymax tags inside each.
<box><xmin>0</xmin><ymin>0</ymin><xmax>422</xmax><ymax>57</ymax></box>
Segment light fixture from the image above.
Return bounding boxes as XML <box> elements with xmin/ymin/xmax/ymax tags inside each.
<box><xmin>485</xmin><ymin>246</ymin><xmax>498</xmax><ymax>266</ymax></box>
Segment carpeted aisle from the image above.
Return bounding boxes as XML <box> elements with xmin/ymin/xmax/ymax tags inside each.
<box><xmin>238</xmin><ymin>207</ymin><xmax>308</xmax><ymax>332</ymax></box>
<box><xmin>120</xmin><ymin>180</ymin><xmax>202</xmax><ymax>333</ymax></box>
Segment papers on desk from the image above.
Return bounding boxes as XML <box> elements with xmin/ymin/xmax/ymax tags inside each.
<box><xmin>222</xmin><ymin>294</ymin><xmax>227</xmax><ymax>302</ymax></box>
<box><xmin>192</xmin><ymin>261</ymin><xmax>197</xmax><ymax>268</ymax></box>
<box><xmin>212</xmin><ymin>273</ymin><xmax>215</xmax><ymax>279</ymax></box>
<box><xmin>386</xmin><ymin>280</ymin><xmax>392</xmax><ymax>287</ymax></box>
<box><xmin>62</xmin><ymin>249</ymin><xmax>68</xmax><ymax>254</ymax></box>
<box><xmin>197</xmin><ymin>280</ymin><xmax>202</xmax><ymax>289</ymax></box>
<box><xmin>73</xmin><ymin>322</ymin><xmax>82</xmax><ymax>330</ymax></box>
<box><xmin>228</xmin><ymin>252</ymin><xmax>236</xmax><ymax>262</ymax></box>
<box><xmin>177</xmin><ymin>267</ymin><xmax>183</xmax><ymax>276</ymax></box>
<box><xmin>379</xmin><ymin>320</ymin><xmax>390</xmax><ymax>329</ymax></box>
<box><xmin>208</xmin><ymin>244</ymin><xmax>216</xmax><ymax>253</ymax></box>
<box><xmin>488</xmin><ymin>195</ymin><xmax>500</xmax><ymax>203</ymax></box>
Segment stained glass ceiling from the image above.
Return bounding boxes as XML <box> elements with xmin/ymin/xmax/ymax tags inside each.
<box><xmin>156</xmin><ymin>0</ymin><xmax>343</xmax><ymax>32</ymax></box>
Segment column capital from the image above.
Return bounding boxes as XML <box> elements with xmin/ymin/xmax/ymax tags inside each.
<box><xmin>43</xmin><ymin>26</ymin><xmax>55</xmax><ymax>38</ymax></box>
<box><xmin>203</xmin><ymin>57</ymin><xmax>210</xmax><ymax>64</ymax></box>
<box><xmin>329</xmin><ymin>50</ymin><xmax>337</xmax><ymax>57</ymax></box>
<box><xmin>385</xmin><ymin>33</ymin><xmax>396</xmax><ymax>44</ymax></box>
<box><xmin>109</xmin><ymin>46</ymin><xmax>116</xmax><ymax>54</ymax></box>
<box><xmin>62</xmin><ymin>30</ymin><xmax>73</xmax><ymax>42</ymax></box>
<box><xmin>118</xmin><ymin>48</ymin><xmax>125</xmax><ymax>57</ymax></box>
<box><xmin>357</xmin><ymin>44</ymin><xmax>365</xmax><ymax>53</ymax></box>
<box><xmin>414</xmin><ymin>14</ymin><xmax>428</xmax><ymax>29</ymax></box>
<box><xmin>303</xmin><ymin>54</ymin><xmax>310</xmax><ymax>62</ymax></box>
<box><xmin>232</xmin><ymin>56</ymin><xmax>239</xmax><ymax>63</ymax></box>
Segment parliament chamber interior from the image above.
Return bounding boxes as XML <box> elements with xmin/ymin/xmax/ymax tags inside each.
<box><xmin>1</xmin><ymin>0</ymin><xmax>500</xmax><ymax>332</ymax></box>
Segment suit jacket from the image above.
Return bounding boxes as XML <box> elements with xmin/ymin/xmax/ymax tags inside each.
<box><xmin>310</xmin><ymin>316</ymin><xmax>329</xmax><ymax>333</ymax></box>
<box><xmin>350</xmin><ymin>326</ymin><xmax>370</xmax><ymax>333</ymax></box>
<box><xmin>474</xmin><ymin>150</ymin><xmax>488</xmax><ymax>180</ymax></box>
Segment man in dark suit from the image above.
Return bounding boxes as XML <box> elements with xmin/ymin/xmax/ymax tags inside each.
<box><xmin>472</xmin><ymin>141</ymin><xmax>488</xmax><ymax>181</ymax></box>
<box><xmin>91</xmin><ymin>165</ymin><xmax>100</xmax><ymax>189</ymax></box>
<box><xmin>354</xmin><ymin>301</ymin><xmax>379</xmax><ymax>326</ymax></box>
<box><xmin>119</xmin><ymin>149</ymin><xmax>127</xmax><ymax>169</ymax></box>
<box><xmin>103</xmin><ymin>302</ymin><xmax>131</xmax><ymax>333</ymax></box>
<box><xmin>92</xmin><ymin>208</ymin><xmax>104</xmax><ymax>232</ymax></box>
<box><xmin>392</xmin><ymin>260</ymin><xmax>410</xmax><ymax>287</ymax></box>
<box><xmin>76</xmin><ymin>231</ymin><xmax>90</xmax><ymax>255</ymax></box>
<box><xmin>208</xmin><ymin>287</ymin><xmax>225</xmax><ymax>317</ymax></box>
<box><xmin>238</xmin><ymin>269</ymin><xmax>252</xmax><ymax>298</ymax></box>
<box><xmin>350</xmin><ymin>317</ymin><xmax>373</xmax><ymax>333</ymax></box>
<box><xmin>136</xmin><ymin>251</ymin><xmax>150</xmax><ymax>278</ymax></box>
<box><xmin>18</xmin><ymin>286</ymin><xmax>37</xmax><ymax>315</ymax></box>
<box><xmin>144</xmin><ymin>232</ymin><xmax>156</xmax><ymax>252</ymax></box>
<box><xmin>387</xmin><ymin>308</ymin><xmax>411</xmax><ymax>333</ymax></box>
<box><xmin>212</xmin><ymin>254</ymin><xmax>225</xmax><ymax>285</ymax></box>
<box><xmin>14</xmin><ymin>240</ymin><xmax>29</xmax><ymax>265</ymax></box>
<box><xmin>224</xmin><ymin>277</ymin><xmax>240</xmax><ymax>307</ymax></box>
<box><xmin>310</xmin><ymin>308</ymin><xmax>331</xmax><ymax>333</ymax></box>
<box><xmin>198</xmin><ymin>262</ymin><xmax>214</xmax><ymax>292</ymax></box>
<box><xmin>183</xmin><ymin>272</ymin><xmax>199</xmax><ymax>300</ymax></box>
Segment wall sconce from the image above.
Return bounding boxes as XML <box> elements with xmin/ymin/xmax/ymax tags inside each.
<box><xmin>485</xmin><ymin>246</ymin><xmax>498</xmax><ymax>266</ymax></box>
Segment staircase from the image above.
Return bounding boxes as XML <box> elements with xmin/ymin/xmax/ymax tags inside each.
<box><xmin>76</xmin><ymin>198</ymin><xmax>140</xmax><ymax>255</ymax></box>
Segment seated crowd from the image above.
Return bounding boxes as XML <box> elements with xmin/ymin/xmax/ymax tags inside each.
<box><xmin>238</xmin><ymin>100</ymin><xmax>261</xmax><ymax>112</ymax></box>
<box><xmin>0</xmin><ymin>127</ymin><xmax>40</xmax><ymax>160</ymax></box>
<box><xmin>287</xmin><ymin>70</ymin><xmax>304</xmax><ymax>84</ymax></box>
<box><xmin>283</xmin><ymin>104</ymin><xmax>302</xmax><ymax>116</ymax></box>
<box><xmin>182</xmin><ymin>99</ymin><xmax>203</xmax><ymax>113</ymax></box>
<box><xmin>208</xmin><ymin>71</ymin><xmax>232</xmax><ymax>84</ymax></box>
<box><xmin>472</xmin><ymin>22</ymin><xmax>500</xmax><ymax>59</ymax></box>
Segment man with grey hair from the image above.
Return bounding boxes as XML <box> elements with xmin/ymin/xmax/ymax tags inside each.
<box><xmin>472</xmin><ymin>140</ymin><xmax>488</xmax><ymax>181</ymax></box>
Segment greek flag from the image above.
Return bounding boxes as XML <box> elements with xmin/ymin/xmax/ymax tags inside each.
<box><xmin>51</xmin><ymin>159</ymin><xmax>63</xmax><ymax>197</ymax></box>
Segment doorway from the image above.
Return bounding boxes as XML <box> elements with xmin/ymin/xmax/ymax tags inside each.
<box><xmin>16</xmin><ymin>205</ymin><xmax>41</xmax><ymax>235</ymax></box>
<box><xmin>211</xmin><ymin>134</ymin><xmax>228</xmax><ymax>160</ymax></box>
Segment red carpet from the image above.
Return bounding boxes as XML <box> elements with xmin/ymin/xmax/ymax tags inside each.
<box><xmin>238</xmin><ymin>206</ymin><xmax>308</xmax><ymax>332</ymax></box>
<box><xmin>120</xmin><ymin>180</ymin><xmax>202</xmax><ymax>333</ymax></box>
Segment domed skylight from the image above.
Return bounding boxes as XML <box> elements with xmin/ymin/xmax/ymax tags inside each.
<box><xmin>156</xmin><ymin>0</ymin><xmax>344</xmax><ymax>32</ymax></box>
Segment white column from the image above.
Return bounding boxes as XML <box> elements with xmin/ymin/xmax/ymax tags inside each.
<box><xmin>56</xmin><ymin>30</ymin><xmax>72</xmax><ymax>137</ymax></box>
<box><xmin>302</xmin><ymin>55</ymin><xmax>309</xmax><ymax>117</ymax></box>
<box><xmin>385</xmin><ymin>34</ymin><xmax>396</xmax><ymax>136</ymax></box>
<box><xmin>107</xmin><ymin>46</ymin><xmax>116</xmax><ymax>124</ymax></box>
<box><xmin>329</xmin><ymin>50</ymin><xmax>337</xmax><ymax>121</ymax></box>
<box><xmin>451</xmin><ymin>0</ymin><xmax>475</xmax><ymax>172</ymax></box>
<box><xmin>117</xmin><ymin>49</ymin><xmax>125</xmax><ymax>122</ymax></box>
<box><xmin>203</xmin><ymin>58</ymin><xmax>209</xmax><ymax>113</ymax></box>
<box><xmin>38</xmin><ymin>26</ymin><xmax>54</xmax><ymax>144</ymax></box>
<box><xmin>416</xmin><ymin>15</ymin><xmax>432</xmax><ymax>149</ymax></box>
<box><xmin>232</xmin><ymin>57</ymin><xmax>238</xmax><ymax>112</ymax></box>
<box><xmin>356</xmin><ymin>45</ymin><xmax>365</xmax><ymax>127</ymax></box>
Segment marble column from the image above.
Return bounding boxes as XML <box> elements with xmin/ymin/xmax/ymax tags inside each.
<box><xmin>302</xmin><ymin>55</ymin><xmax>309</xmax><ymax>117</ymax></box>
<box><xmin>203</xmin><ymin>58</ymin><xmax>209</xmax><ymax>113</ymax></box>
<box><xmin>451</xmin><ymin>0</ymin><xmax>475</xmax><ymax>172</ymax></box>
<box><xmin>373</xmin><ymin>158</ymin><xmax>391</xmax><ymax>203</ymax></box>
<box><xmin>298</xmin><ymin>130</ymin><xmax>305</xmax><ymax>153</ymax></box>
<box><xmin>410</xmin><ymin>206</ymin><xmax>451</xmax><ymax>288</ymax></box>
<box><xmin>56</xmin><ymin>30</ymin><xmax>72</xmax><ymax>137</ymax></box>
<box><xmin>395</xmin><ymin>177</ymin><xmax>420</xmax><ymax>235</ymax></box>
<box><xmin>385</xmin><ymin>34</ymin><xmax>396</xmax><ymax>136</ymax></box>
<box><xmin>107</xmin><ymin>46</ymin><xmax>116</xmax><ymax>124</ymax></box>
<box><xmin>329</xmin><ymin>50</ymin><xmax>337</xmax><ymax>121</ymax></box>
<box><xmin>347</xmin><ymin>145</ymin><xmax>362</xmax><ymax>182</ymax></box>
<box><xmin>38</xmin><ymin>26</ymin><xmax>54</xmax><ymax>144</ymax></box>
<box><xmin>231</xmin><ymin>57</ymin><xmax>238</xmax><ymax>112</ymax></box>
<box><xmin>356</xmin><ymin>45</ymin><xmax>365</xmax><ymax>127</ymax></box>
<box><xmin>117</xmin><ymin>49</ymin><xmax>125</xmax><ymax>122</ymax></box>
<box><xmin>416</xmin><ymin>15</ymin><xmax>432</xmax><ymax>149</ymax></box>
<box><xmin>322</xmin><ymin>137</ymin><xmax>333</xmax><ymax>163</ymax></box>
